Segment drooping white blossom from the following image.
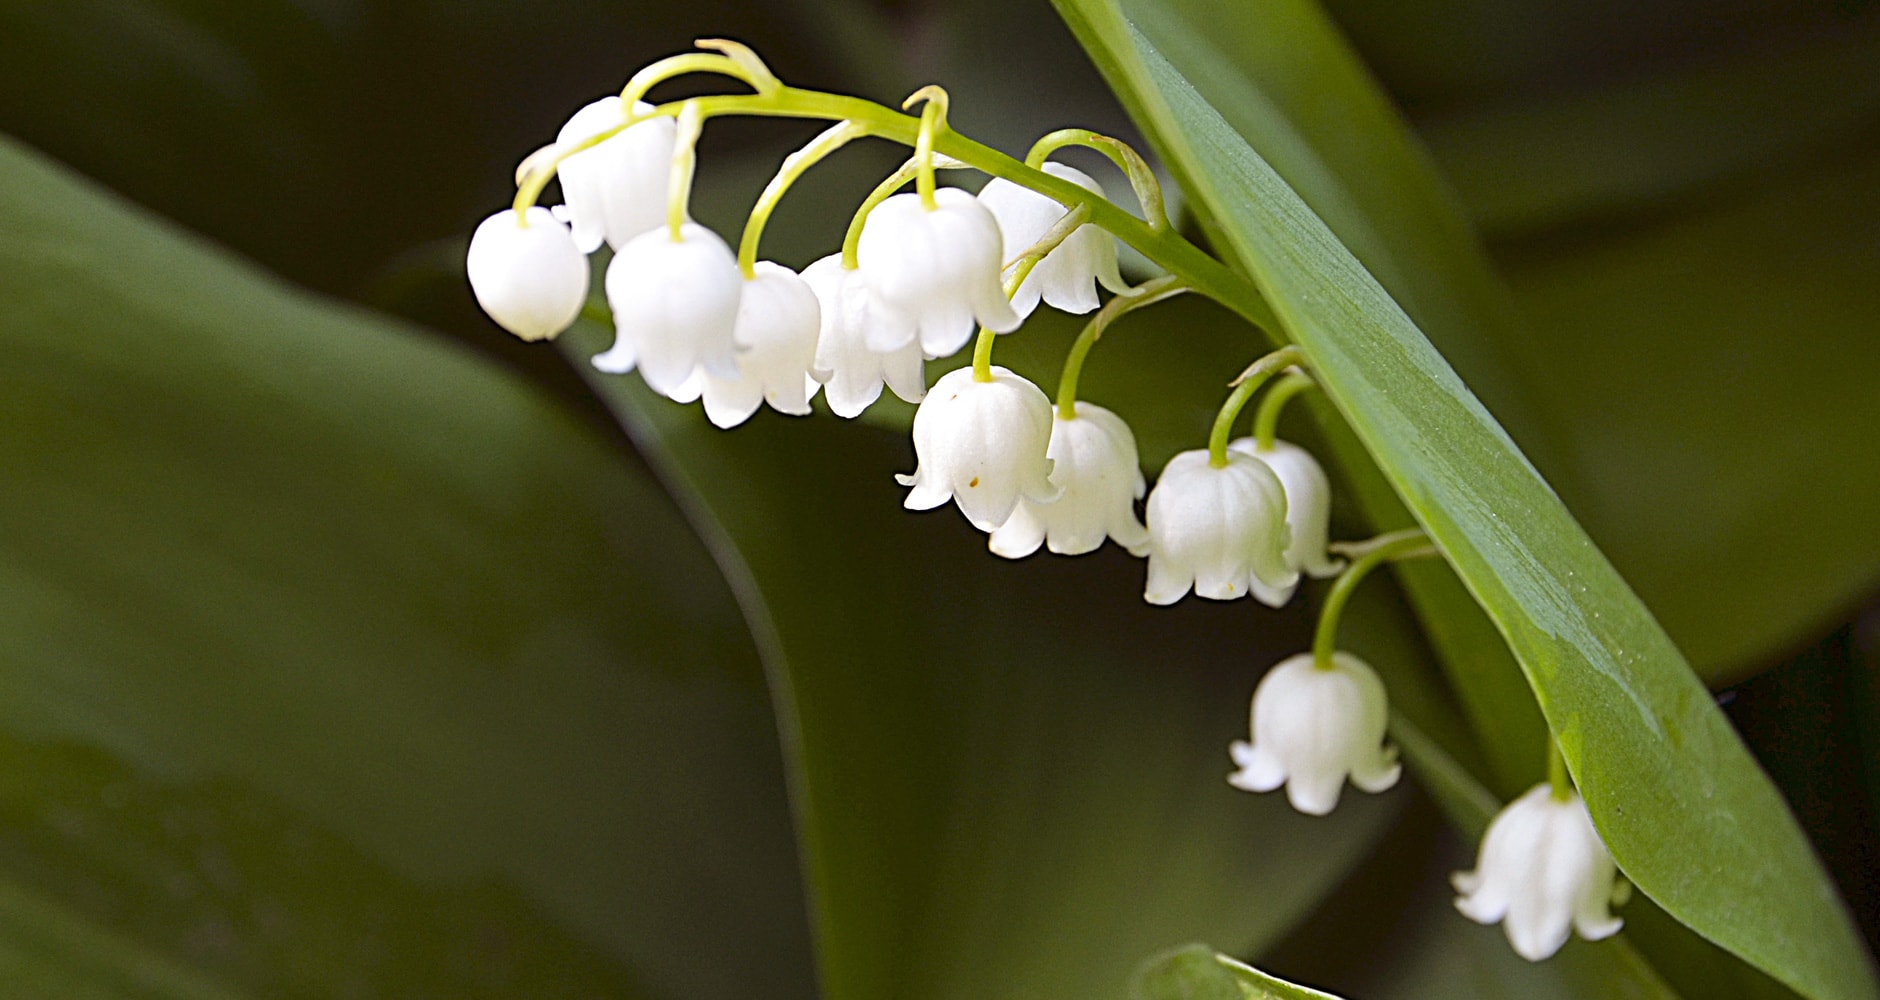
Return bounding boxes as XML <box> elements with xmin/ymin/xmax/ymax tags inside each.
<box><xmin>977</xmin><ymin>162</ymin><xmax>1127</xmax><ymax>319</ymax></box>
<box><xmin>897</xmin><ymin>365</ymin><xmax>1058</xmax><ymax>531</ymax></box>
<box><xmin>1453</xmin><ymin>783</ymin><xmax>1627</xmax><ymax>962</ymax></box>
<box><xmin>555</xmin><ymin>97</ymin><xmax>677</xmax><ymax>252</ymax></box>
<box><xmin>800</xmin><ymin>254</ymin><xmax>926</xmax><ymax>418</ymax></box>
<box><xmin>857</xmin><ymin>188</ymin><xmax>1020</xmax><ymax>358</ymax></box>
<box><xmin>1142</xmin><ymin>449</ymin><xmax>1298</xmax><ymax>606</ymax></box>
<box><xmin>989</xmin><ymin>401</ymin><xmax>1148</xmax><ymax>558</ymax></box>
<box><xmin>1230</xmin><ymin>437</ymin><xmax>1343</xmax><ymax>579</ymax></box>
<box><xmin>466</xmin><ymin>207</ymin><xmax>589</xmax><ymax>342</ymax></box>
<box><xmin>1227</xmin><ymin>651</ymin><xmax>1400</xmax><ymax>816</ymax></box>
<box><xmin>595</xmin><ymin>222</ymin><xmax>741</xmax><ymax>400</ymax></box>
<box><xmin>697</xmin><ymin>261</ymin><xmax>824</xmax><ymax>428</ymax></box>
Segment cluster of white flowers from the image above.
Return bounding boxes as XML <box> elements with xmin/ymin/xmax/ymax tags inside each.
<box><xmin>466</xmin><ymin>45</ymin><xmax>1627</xmax><ymax>966</ymax></box>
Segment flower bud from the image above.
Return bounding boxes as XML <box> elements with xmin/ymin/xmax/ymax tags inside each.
<box><xmin>989</xmin><ymin>401</ymin><xmax>1148</xmax><ymax>558</ymax></box>
<box><xmin>1227</xmin><ymin>651</ymin><xmax>1400</xmax><ymax>815</ymax></box>
<box><xmin>897</xmin><ymin>366</ymin><xmax>1058</xmax><ymax>531</ymax></box>
<box><xmin>1142</xmin><ymin>449</ymin><xmax>1298</xmax><ymax>605</ymax></box>
<box><xmin>466</xmin><ymin>207</ymin><xmax>589</xmax><ymax>342</ymax></box>
<box><xmin>595</xmin><ymin>223</ymin><xmax>741</xmax><ymax>400</ymax></box>
<box><xmin>801</xmin><ymin>254</ymin><xmax>926</xmax><ymax>418</ymax></box>
<box><xmin>977</xmin><ymin>162</ymin><xmax>1126</xmax><ymax>319</ymax></box>
<box><xmin>858</xmin><ymin>189</ymin><xmax>1020</xmax><ymax>358</ymax></box>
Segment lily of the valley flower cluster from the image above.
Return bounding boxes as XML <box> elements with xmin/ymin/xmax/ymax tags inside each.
<box><xmin>466</xmin><ymin>41</ymin><xmax>1628</xmax><ymax>964</ymax></box>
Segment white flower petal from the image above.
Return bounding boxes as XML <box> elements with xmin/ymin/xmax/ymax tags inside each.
<box><xmin>700</xmin><ymin>261</ymin><xmax>821</xmax><ymax>427</ymax></box>
<box><xmin>859</xmin><ymin>189</ymin><xmax>1019</xmax><ymax>361</ymax></box>
<box><xmin>1231</xmin><ymin>437</ymin><xmax>1343</xmax><ymax>579</ymax></box>
<box><xmin>1142</xmin><ymin>449</ymin><xmax>1296</xmax><ymax>606</ymax></box>
<box><xmin>602</xmin><ymin>223</ymin><xmax>742</xmax><ymax>401</ymax></box>
<box><xmin>556</xmin><ymin>97</ymin><xmax>676</xmax><ymax>251</ymax></box>
<box><xmin>803</xmin><ymin>254</ymin><xmax>928</xmax><ymax>419</ymax></box>
<box><xmin>898</xmin><ymin>366</ymin><xmax>1057</xmax><ymax>531</ymax></box>
<box><xmin>978</xmin><ymin>163</ymin><xmax>1122</xmax><ymax>318</ymax></box>
<box><xmin>1452</xmin><ymin>784</ymin><xmax>1625</xmax><ymax>962</ymax></box>
<box><xmin>1227</xmin><ymin>652</ymin><xmax>1398</xmax><ymax>816</ymax></box>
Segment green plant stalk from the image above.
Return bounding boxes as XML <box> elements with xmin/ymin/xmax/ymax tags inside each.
<box><xmin>1312</xmin><ymin>529</ymin><xmax>1436</xmax><ymax>670</ymax></box>
<box><xmin>739</xmin><ymin>121</ymin><xmax>864</xmax><ymax>278</ymax></box>
<box><xmin>1055</xmin><ymin>274</ymin><xmax>1189</xmax><ymax>418</ymax></box>
<box><xmin>516</xmin><ymin>85</ymin><xmax>1281</xmax><ymax>338</ymax></box>
<box><xmin>1252</xmin><ymin>371</ymin><xmax>1316</xmax><ymax>451</ymax></box>
<box><xmin>1206</xmin><ymin>346</ymin><xmax>1301</xmax><ymax>465</ymax></box>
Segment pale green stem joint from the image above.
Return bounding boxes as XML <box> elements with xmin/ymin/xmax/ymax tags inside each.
<box><xmin>1547</xmin><ymin>738</ymin><xmax>1573</xmax><ymax>801</ymax></box>
<box><xmin>1311</xmin><ymin>528</ymin><xmax>1437</xmax><ymax>670</ymax></box>
<box><xmin>666</xmin><ymin>101</ymin><xmax>707</xmax><ymax>240</ymax></box>
<box><xmin>1207</xmin><ymin>346</ymin><xmax>1305</xmax><ymax>466</ymax></box>
<box><xmin>739</xmin><ymin>120</ymin><xmax>864</xmax><ymax>278</ymax></box>
<box><xmin>1026</xmin><ymin>128</ymin><xmax>1170</xmax><ymax>233</ymax></box>
<box><xmin>905</xmin><ymin>85</ymin><xmax>949</xmax><ymax>212</ymax></box>
<box><xmin>1253</xmin><ymin>370</ymin><xmax>1318</xmax><ymax>452</ymax></box>
<box><xmin>1055</xmin><ymin>274</ymin><xmax>1189</xmax><ymax>419</ymax></box>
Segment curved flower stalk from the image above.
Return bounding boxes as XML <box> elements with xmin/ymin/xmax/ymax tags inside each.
<box><xmin>595</xmin><ymin>222</ymin><xmax>743</xmax><ymax>399</ymax></box>
<box><xmin>978</xmin><ymin>162</ymin><xmax>1127</xmax><ymax>318</ymax></box>
<box><xmin>1453</xmin><ymin>783</ymin><xmax>1627</xmax><ymax>961</ymax></box>
<box><xmin>1227</xmin><ymin>650</ymin><xmax>1400</xmax><ymax>815</ymax></box>
<box><xmin>465</xmin><ymin>207</ymin><xmax>589</xmax><ymax>341</ymax></box>
<box><xmin>698</xmin><ymin>261</ymin><xmax>824</xmax><ymax>428</ymax></box>
<box><xmin>1142</xmin><ymin>449</ymin><xmax>1296</xmax><ymax>606</ymax></box>
<box><xmin>857</xmin><ymin>188</ymin><xmax>1020</xmax><ymax>358</ymax></box>
<box><xmin>800</xmin><ymin>254</ymin><xmax>926</xmax><ymax>418</ymax></box>
<box><xmin>989</xmin><ymin>401</ymin><xmax>1148</xmax><ymax>558</ymax></box>
<box><xmin>554</xmin><ymin>97</ymin><xmax>677</xmax><ymax>252</ymax></box>
<box><xmin>898</xmin><ymin>365</ymin><xmax>1059</xmax><ymax>531</ymax></box>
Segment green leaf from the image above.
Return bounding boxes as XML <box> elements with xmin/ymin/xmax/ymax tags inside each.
<box><xmin>1050</xmin><ymin>3</ymin><xmax>1878</xmax><ymax>998</ymax></box>
<box><xmin>0</xmin><ymin>134</ymin><xmax>814</xmax><ymax>998</ymax></box>
<box><xmin>563</xmin><ymin>325</ymin><xmax>1404</xmax><ymax>1000</ymax></box>
<box><xmin>1131</xmin><ymin>944</ymin><xmax>1345</xmax><ymax>1000</ymax></box>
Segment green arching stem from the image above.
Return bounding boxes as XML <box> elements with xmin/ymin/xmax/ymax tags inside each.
<box><xmin>1547</xmin><ymin>737</ymin><xmax>1573</xmax><ymax>802</ymax></box>
<box><xmin>1311</xmin><ymin>528</ymin><xmax>1437</xmax><ymax>670</ymax></box>
<box><xmin>1207</xmin><ymin>347</ymin><xmax>1303</xmax><ymax>467</ymax></box>
<box><xmin>971</xmin><ymin>256</ymin><xmax>1042</xmax><ymax>382</ymax></box>
<box><xmin>738</xmin><ymin>120</ymin><xmax>864</xmax><ymax>278</ymax></box>
<box><xmin>905</xmin><ymin>85</ymin><xmax>948</xmax><ymax>211</ymax></box>
<box><xmin>1025</xmin><ymin>128</ymin><xmax>1170</xmax><ymax>233</ymax></box>
<box><xmin>841</xmin><ymin>160</ymin><xmax>921</xmax><ymax>270</ymax></box>
<box><xmin>1055</xmin><ymin>274</ymin><xmax>1189</xmax><ymax>419</ymax></box>
<box><xmin>1252</xmin><ymin>371</ymin><xmax>1317</xmax><ymax>451</ymax></box>
<box><xmin>514</xmin><ymin>82</ymin><xmax>1283</xmax><ymax>338</ymax></box>
<box><xmin>666</xmin><ymin>102</ymin><xmax>706</xmax><ymax>240</ymax></box>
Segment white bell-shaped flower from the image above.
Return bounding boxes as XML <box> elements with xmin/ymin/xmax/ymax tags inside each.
<box><xmin>989</xmin><ymin>401</ymin><xmax>1149</xmax><ymax>558</ymax></box>
<box><xmin>1227</xmin><ymin>651</ymin><xmax>1401</xmax><ymax>816</ymax></box>
<box><xmin>595</xmin><ymin>222</ymin><xmax>741</xmax><ymax>400</ymax></box>
<box><xmin>800</xmin><ymin>254</ymin><xmax>926</xmax><ymax>418</ymax></box>
<box><xmin>857</xmin><ymin>188</ymin><xmax>1020</xmax><ymax>358</ymax></box>
<box><xmin>555</xmin><ymin>97</ymin><xmax>676</xmax><ymax>252</ymax></box>
<box><xmin>1142</xmin><ymin>449</ymin><xmax>1298</xmax><ymax>605</ymax></box>
<box><xmin>1229</xmin><ymin>437</ymin><xmax>1343</xmax><ymax>578</ymax></box>
<box><xmin>897</xmin><ymin>365</ymin><xmax>1059</xmax><ymax>531</ymax></box>
<box><xmin>466</xmin><ymin>208</ymin><xmax>589</xmax><ymax>341</ymax></box>
<box><xmin>698</xmin><ymin>261</ymin><xmax>824</xmax><ymax>428</ymax></box>
<box><xmin>977</xmin><ymin>162</ymin><xmax>1127</xmax><ymax>319</ymax></box>
<box><xmin>1453</xmin><ymin>783</ymin><xmax>1627</xmax><ymax>961</ymax></box>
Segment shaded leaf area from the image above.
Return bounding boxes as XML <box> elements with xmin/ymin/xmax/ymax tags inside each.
<box><xmin>1493</xmin><ymin>149</ymin><xmax>1880</xmax><ymax>677</ymax></box>
<box><xmin>1418</xmin><ymin>13</ymin><xmax>1880</xmax><ymax>238</ymax></box>
<box><xmin>1050</xmin><ymin>3</ymin><xmax>1877</xmax><ymax>998</ymax></box>
<box><xmin>0</xmin><ymin>136</ymin><xmax>814</xmax><ymax>999</ymax></box>
<box><xmin>563</xmin><ymin>322</ymin><xmax>1413</xmax><ymax>1000</ymax></box>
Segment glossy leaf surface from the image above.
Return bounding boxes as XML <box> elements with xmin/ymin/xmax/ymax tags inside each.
<box><xmin>1049</xmin><ymin>2</ymin><xmax>1878</xmax><ymax>997</ymax></box>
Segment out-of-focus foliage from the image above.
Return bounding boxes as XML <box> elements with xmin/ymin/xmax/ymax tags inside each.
<box><xmin>0</xmin><ymin>0</ymin><xmax>1874</xmax><ymax>998</ymax></box>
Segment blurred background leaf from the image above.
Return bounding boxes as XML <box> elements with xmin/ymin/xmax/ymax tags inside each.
<box><xmin>0</xmin><ymin>0</ymin><xmax>1874</xmax><ymax>997</ymax></box>
<box><xmin>0</xmin><ymin>135</ymin><xmax>814</xmax><ymax>998</ymax></box>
